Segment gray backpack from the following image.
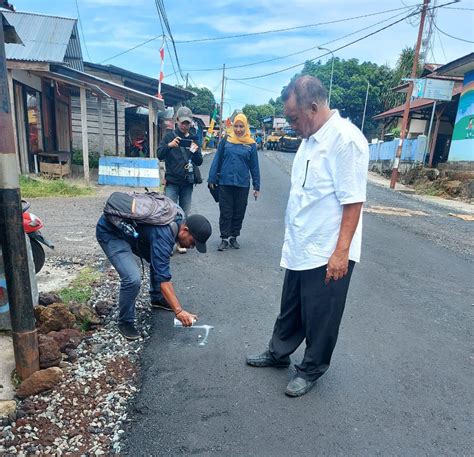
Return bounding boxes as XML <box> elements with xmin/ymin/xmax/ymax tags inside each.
<box><xmin>103</xmin><ymin>191</ymin><xmax>183</xmax><ymax>238</ymax></box>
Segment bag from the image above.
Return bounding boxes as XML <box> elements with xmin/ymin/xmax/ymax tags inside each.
<box><xmin>103</xmin><ymin>191</ymin><xmax>183</xmax><ymax>233</ymax></box>
<box><xmin>208</xmin><ymin>184</ymin><xmax>219</xmax><ymax>203</ymax></box>
<box><xmin>193</xmin><ymin>165</ymin><xmax>203</xmax><ymax>185</ymax></box>
<box><xmin>208</xmin><ymin>139</ymin><xmax>226</xmax><ymax>203</ymax></box>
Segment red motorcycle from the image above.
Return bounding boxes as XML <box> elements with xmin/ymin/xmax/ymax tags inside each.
<box><xmin>22</xmin><ymin>200</ymin><xmax>54</xmax><ymax>273</ymax></box>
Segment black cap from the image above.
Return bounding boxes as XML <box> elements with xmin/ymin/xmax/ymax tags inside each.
<box><xmin>186</xmin><ymin>214</ymin><xmax>212</xmax><ymax>253</ymax></box>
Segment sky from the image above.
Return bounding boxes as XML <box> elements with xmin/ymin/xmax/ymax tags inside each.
<box><xmin>10</xmin><ymin>0</ymin><xmax>474</xmax><ymax>117</ymax></box>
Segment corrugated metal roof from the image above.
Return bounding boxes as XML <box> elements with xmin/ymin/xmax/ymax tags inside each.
<box><xmin>3</xmin><ymin>10</ymin><xmax>83</xmax><ymax>69</ymax></box>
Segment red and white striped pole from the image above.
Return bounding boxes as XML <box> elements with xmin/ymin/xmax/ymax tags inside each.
<box><xmin>157</xmin><ymin>45</ymin><xmax>164</xmax><ymax>99</ymax></box>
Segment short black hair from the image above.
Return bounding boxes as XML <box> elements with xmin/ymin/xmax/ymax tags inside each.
<box><xmin>282</xmin><ymin>75</ymin><xmax>327</xmax><ymax>108</ymax></box>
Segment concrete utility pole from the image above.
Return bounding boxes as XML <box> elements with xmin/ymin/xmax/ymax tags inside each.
<box><xmin>318</xmin><ymin>47</ymin><xmax>335</xmax><ymax>107</ymax></box>
<box><xmin>0</xmin><ymin>12</ymin><xmax>40</xmax><ymax>380</ymax></box>
<box><xmin>218</xmin><ymin>64</ymin><xmax>226</xmax><ymax>146</ymax></box>
<box><xmin>361</xmin><ymin>81</ymin><xmax>370</xmax><ymax>135</ymax></box>
<box><xmin>390</xmin><ymin>0</ymin><xmax>430</xmax><ymax>189</ymax></box>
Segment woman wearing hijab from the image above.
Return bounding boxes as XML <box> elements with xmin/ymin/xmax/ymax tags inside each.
<box><xmin>208</xmin><ymin>113</ymin><xmax>261</xmax><ymax>251</ymax></box>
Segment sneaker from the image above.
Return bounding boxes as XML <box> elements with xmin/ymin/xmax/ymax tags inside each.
<box><xmin>218</xmin><ymin>239</ymin><xmax>229</xmax><ymax>251</ymax></box>
<box><xmin>246</xmin><ymin>350</ymin><xmax>290</xmax><ymax>368</ymax></box>
<box><xmin>150</xmin><ymin>298</ymin><xmax>173</xmax><ymax>311</ymax></box>
<box><xmin>229</xmin><ymin>237</ymin><xmax>240</xmax><ymax>249</ymax></box>
<box><xmin>285</xmin><ymin>377</ymin><xmax>316</xmax><ymax>397</ymax></box>
<box><xmin>117</xmin><ymin>322</ymin><xmax>141</xmax><ymax>340</ymax></box>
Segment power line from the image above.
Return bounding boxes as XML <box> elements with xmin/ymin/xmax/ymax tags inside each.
<box><xmin>227</xmin><ymin>1</ymin><xmax>460</xmax><ymax>81</ymax></box>
<box><xmin>174</xmin><ymin>5</ymin><xmax>417</xmax><ymax>43</ymax></box>
<box><xmin>164</xmin><ymin>36</ymin><xmax>183</xmax><ymax>85</ymax></box>
<box><xmin>178</xmin><ymin>8</ymin><xmax>414</xmax><ymax>73</ymax></box>
<box><xmin>155</xmin><ymin>0</ymin><xmax>185</xmax><ymax>78</ymax></box>
<box><xmin>99</xmin><ymin>35</ymin><xmax>163</xmax><ymax>64</ymax></box>
<box><xmin>231</xmin><ymin>80</ymin><xmax>281</xmax><ymax>95</ymax></box>
<box><xmin>74</xmin><ymin>0</ymin><xmax>91</xmax><ymax>61</ymax></box>
<box><xmin>98</xmin><ymin>5</ymin><xmax>417</xmax><ymax>64</ymax></box>
<box><xmin>436</xmin><ymin>28</ymin><xmax>448</xmax><ymax>61</ymax></box>
<box><xmin>433</xmin><ymin>22</ymin><xmax>474</xmax><ymax>43</ymax></box>
<box><xmin>443</xmin><ymin>6</ymin><xmax>474</xmax><ymax>10</ymax></box>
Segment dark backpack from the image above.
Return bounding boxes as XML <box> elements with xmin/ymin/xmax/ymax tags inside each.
<box><xmin>103</xmin><ymin>191</ymin><xmax>183</xmax><ymax>239</ymax></box>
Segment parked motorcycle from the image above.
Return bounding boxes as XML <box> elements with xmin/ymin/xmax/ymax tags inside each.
<box><xmin>22</xmin><ymin>200</ymin><xmax>54</xmax><ymax>273</ymax></box>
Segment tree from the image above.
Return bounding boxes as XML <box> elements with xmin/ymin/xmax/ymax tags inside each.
<box><xmin>297</xmin><ymin>58</ymin><xmax>393</xmax><ymax>137</ymax></box>
<box><xmin>181</xmin><ymin>86</ymin><xmax>216</xmax><ymax>117</ymax></box>
<box><xmin>269</xmin><ymin>97</ymin><xmax>285</xmax><ymax>116</ymax></box>
<box><xmin>242</xmin><ymin>103</ymin><xmax>275</xmax><ymax>127</ymax></box>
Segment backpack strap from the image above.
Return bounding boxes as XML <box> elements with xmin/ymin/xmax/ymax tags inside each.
<box><xmin>169</xmin><ymin>205</ymin><xmax>184</xmax><ymax>241</ymax></box>
<box><xmin>169</xmin><ymin>221</ymin><xmax>179</xmax><ymax>240</ymax></box>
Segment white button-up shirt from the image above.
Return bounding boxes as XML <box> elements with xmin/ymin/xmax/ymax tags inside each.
<box><xmin>281</xmin><ymin>110</ymin><xmax>369</xmax><ymax>271</ymax></box>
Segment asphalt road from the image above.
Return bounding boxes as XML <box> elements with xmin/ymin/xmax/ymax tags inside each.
<box><xmin>112</xmin><ymin>152</ymin><xmax>473</xmax><ymax>456</ymax></box>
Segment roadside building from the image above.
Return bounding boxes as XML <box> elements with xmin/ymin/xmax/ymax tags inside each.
<box><xmin>434</xmin><ymin>53</ymin><xmax>474</xmax><ymax>164</ymax></box>
<box><xmin>373</xmin><ymin>64</ymin><xmax>462</xmax><ymax>167</ymax></box>
<box><xmin>2</xmin><ymin>9</ymin><xmax>191</xmax><ymax>180</ymax></box>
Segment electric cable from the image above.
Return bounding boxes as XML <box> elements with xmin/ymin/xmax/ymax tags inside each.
<box><xmin>75</xmin><ymin>0</ymin><xmax>91</xmax><ymax>61</ymax></box>
<box><xmin>174</xmin><ymin>5</ymin><xmax>417</xmax><ymax>43</ymax></box>
<box><xmin>226</xmin><ymin>1</ymin><xmax>460</xmax><ymax>81</ymax></box>
<box><xmin>176</xmin><ymin>8</ymin><xmax>415</xmax><ymax>73</ymax></box>
<box><xmin>98</xmin><ymin>5</ymin><xmax>418</xmax><ymax>64</ymax></box>
<box><xmin>433</xmin><ymin>22</ymin><xmax>474</xmax><ymax>43</ymax></box>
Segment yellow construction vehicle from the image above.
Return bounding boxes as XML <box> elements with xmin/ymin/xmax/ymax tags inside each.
<box><xmin>265</xmin><ymin>130</ymin><xmax>284</xmax><ymax>150</ymax></box>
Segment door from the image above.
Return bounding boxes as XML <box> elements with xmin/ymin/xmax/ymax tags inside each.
<box><xmin>55</xmin><ymin>100</ymin><xmax>71</xmax><ymax>152</ymax></box>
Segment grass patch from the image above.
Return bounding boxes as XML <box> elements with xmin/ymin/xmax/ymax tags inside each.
<box><xmin>58</xmin><ymin>267</ymin><xmax>102</xmax><ymax>305</ymax></box>
<box><xmin>11</xmin><ymin>370</ymin><xmax>21</xmax><ymax>388</ymax></box>
<box><xmin>20</xmin><ymin>175</ymin><xmax>95</xmax><ymax>198</ymax></box>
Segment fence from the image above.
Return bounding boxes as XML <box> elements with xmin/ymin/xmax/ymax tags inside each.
<box><xmin>369</xmin><ymin>136</ymin><xmax>427</xmax><ymax>164</ymax></box>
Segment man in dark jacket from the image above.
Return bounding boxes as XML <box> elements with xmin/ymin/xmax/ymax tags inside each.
<box><xmin>96</xmin><ymin>211</ymin><xmax>212</xmax><ymax>340</ymax></box>
<box><xmin>157</xmin><ymin>106</ymin><xmax>203</xmax><ymax>218</ymax></box>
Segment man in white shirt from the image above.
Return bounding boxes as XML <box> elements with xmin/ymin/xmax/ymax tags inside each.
<box><xmin>246</xmin><ymin>75</ymin><xmax>369</xmax><ymax>397</ymax></box>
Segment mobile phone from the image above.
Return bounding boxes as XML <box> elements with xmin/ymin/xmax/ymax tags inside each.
<box><xmin>178</xmin><ymin>138</ymin><xmax>193</xmax><ymax>148</ymax></box>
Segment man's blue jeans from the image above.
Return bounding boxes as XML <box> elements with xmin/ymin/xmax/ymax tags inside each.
<box><xmin>165</xmin><ymin>182</ymin><xmax>193</xmax><ymax>215</ymax></box>
<box><xmin>97</xmin><ymin>236</ymin><xmax>164</xmax><ymax>323</ymax></box>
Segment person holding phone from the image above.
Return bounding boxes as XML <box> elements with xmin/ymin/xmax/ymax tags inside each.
<box><xmin>158</xmin><ymin>106</ymin><xmax>203</xmax><ymax>253</ymax></box>
<box><xmin>208</xmin><ymin>113</ymin><xmax>260</xmax><ymax>251</ymax></box>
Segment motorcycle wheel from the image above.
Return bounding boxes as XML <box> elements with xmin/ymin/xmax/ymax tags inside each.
<box><xmin>30</xmin><ymin>238</ymin><xmax>45</xmax><ymax>273</ymax></box>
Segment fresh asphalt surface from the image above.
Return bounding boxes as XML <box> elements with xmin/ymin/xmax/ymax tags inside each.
<box><xmin>116</xmin><ymin>152</ymin><xmax>473</xmax><ymax>456</ymax></box>
<box><xmin>29</xmin><ymin>151</ymin><xmax>473</xmax><ymax>455</ymax></box>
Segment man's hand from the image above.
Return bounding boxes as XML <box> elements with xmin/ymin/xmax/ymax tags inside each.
<box><xmin>176</xmin><ymin>310</ymin><xmax>198</xmax><ymax>327</ymax></box>
<box><xmin>208</xmin><ymin>183</ymin><xmax>215</xmax><ymax>190</ymax></box>
<box><xmin>253</xmin><ymin>190</ymin><xmax>260</xmax><ymax>200</ymax></box>
<box><xmin>325</xmin><ymin>249</ymin><xmax>349</xmax><ymax>285</ymax></box>
<box><xmin>190</xmin><ymin>142</ymin><xmax>198</xmax><ymax>153</ymax></box>
<box><xmin>168</xmin><ymin>137</ymin><xmax>180</xmax><ymax>148</ymax></box>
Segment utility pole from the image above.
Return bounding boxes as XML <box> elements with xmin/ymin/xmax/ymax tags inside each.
<box><xmin>318</xmin><ymin>47</ymin><xmax>335</xmax><ymax>107</ymax></box>
<box><xmin>390</xmin><ymin>0</ymin><xmax>430</xmax><ymax>189</ymax></box>
<box><xmin>361</xmin><ymin>81</ymin><xmax>370</xmax><ymax>134</ymax></box>
<box><xmin>0</xmin><ymin>11</ymin><xmax>40</xmax><ymax>380</ymax></box>
<box><xmin>218</xmin><ymin>64</ymin><xmax>225</xmax><ymax>146</ymax></box>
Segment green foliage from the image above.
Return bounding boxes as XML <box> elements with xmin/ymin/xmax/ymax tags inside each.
<box><xmin>269</xmin><ymin>97</ymin><xmax>285</xmax><ymax>116</ymax></box>
<box><xmin>11</xmin><ymin>370</ymin><xmax>21</xmax><ymax>388</ymax></box>
<box><xmin>58</xmin><ymin>267</ymin><xmax>102</xmax><ymax>305</ymax></box>
<box><xmin>236</xmin><ymin>47</ymin><xmax>424</xmax><ymax>139</ymax></box>
<box><xmin>20</xmin><ymin>175</ymin><xmax>95</xmax><ymax>198</ymax></box>
<box><xmin>80</xmin><ymin>317</ymin><xmax>92</xmax><ymax>333</ymax></box>
<box><xmin>72</xmin><ymin>149</ymin><xmax>100</xmax><ymax>169</ymax></box>
<box><xmin>242</xmin><ymin>103</ymin><xmax>275</xmax><ymax>127</ymax></box>
<box><xmin>390</xmin><ymin>127</ymin><xmax>401</xmax><ymax>138</ymax></box>
<box><xmin>181</xmin><ymin>86</ymin><xmax>216</xmax><ymax>116</ymax></box>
